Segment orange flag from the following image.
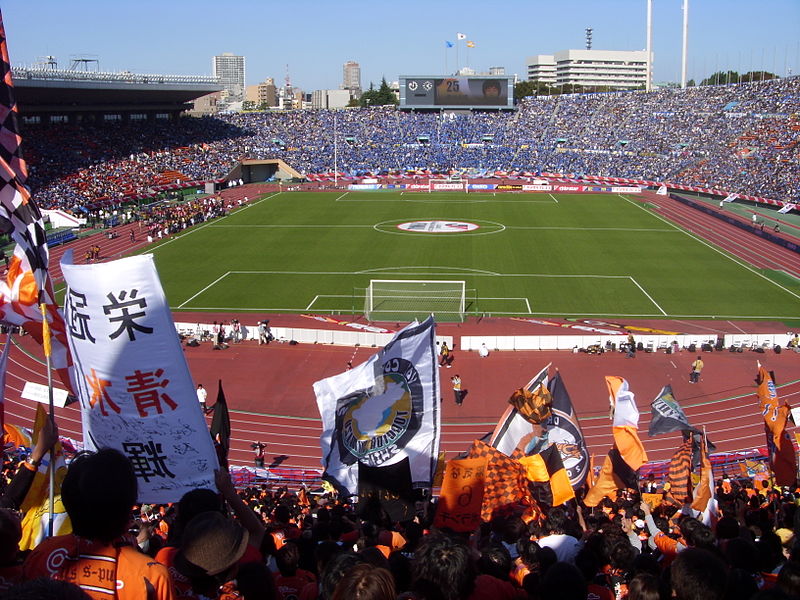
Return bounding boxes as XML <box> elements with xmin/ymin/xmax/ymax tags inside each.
<box><xmin>433</xmin><ymin>457</ymin><xmax>486</xmax><ymax>532</ymax></box>
<box><xmin>757</xmin><ymin>365</ymin><xmax>791</xmax><ymax>449</ymax></box>
<box><xmin>584</xmin><ymin>377</ymin><xmax>648</xmax><ymax>506</ymax></box>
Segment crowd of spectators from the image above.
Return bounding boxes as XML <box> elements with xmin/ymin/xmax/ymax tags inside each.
<box><xmin>1</xmin><ymin>423</ymin><xmax>800</xmax><ymax>600</ymax></box>
<box><xmin>21</xmin><ymin>77</ymin><xmax>799</xmax><ymax>214</ymax></box>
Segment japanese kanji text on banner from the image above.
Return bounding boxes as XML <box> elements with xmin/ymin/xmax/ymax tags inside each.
<box><xmin>61</xmin><ymin>251</ymin><xmax>218</xmax><ymax>503</ymax></box>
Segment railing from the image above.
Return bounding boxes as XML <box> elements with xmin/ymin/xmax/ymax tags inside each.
<box><xmin>12</xmin><ymin>67</ymin><xmax>219</xmax><ymax>86</ymax></box>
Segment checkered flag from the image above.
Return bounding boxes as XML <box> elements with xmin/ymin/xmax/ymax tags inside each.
<box><xmin>0</xmin><ymin>11</ymin><xmax>71</xmax><ymax>383</ymax></box>
<box><xmin>468</xmin><ymin>439</ymin><xmax>540</xmax><ymax>522</ymax></box>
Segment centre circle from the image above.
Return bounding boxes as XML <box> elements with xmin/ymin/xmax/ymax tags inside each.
<box><xmin>396</xmin><ymin>220</ymin><xmax>479</xmax><ymax>233</ymax></box>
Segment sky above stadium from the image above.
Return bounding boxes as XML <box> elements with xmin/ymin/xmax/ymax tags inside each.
<box><xmin>3</xmin><ymin>0</ymin><xmax>799</xmax><ymax>90</ymax></box>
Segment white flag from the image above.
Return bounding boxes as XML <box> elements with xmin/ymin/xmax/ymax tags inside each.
<box><xmin>456</xmin><ymin>32</ymin><xmax>467</xmax><ymax>40</ymax></box>
<box><xmin>722</xmin><ymin>193</ymin><xmax>738</xmax><ymax>203</ymax></box>
<box><xmin>61</xmin><ymin>251</ymin><xmax>218</xmax><ymax>503</ymax></box>
<box><xmin>314</xmin><ymin>317</ymin><xmax>440</xmax><ymax>495</ymax></box>
<box><xmin>778</xmin><ymin>203</ymin><xmax>796</xmax><ymax>214</ymax></box>
<box><xmin>656</xmin><ymin>185</ymin><xmax>668</xmax><ymax>196</ymax></box>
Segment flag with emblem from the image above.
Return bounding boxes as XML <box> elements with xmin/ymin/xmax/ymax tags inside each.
<box><xmin>489</xmin><ymin>363</ymin><xmax>550</xmax><ymax>456</ymax></box>
<box><xmin>314</xmin><ymin>317</ymin><xmax>440</xmax><ymax>496</ymax></box>
<box><xmin>0</xmin><ymin>12</ymin><xmax>71</xmax><ymax>388</ymax></box>
<box><xmin>757</xmin><ymin>363</ymin><xmax>796</xmax><ymax>485</ymax></box>
<box><xmin>648</xmin><ymin>385</ymin><xmax>700</xmax><ymax>436</ymax></box>
<box><xmin>584</xmin><ymin>376</ymin><xmax>648</xmax><ymax>506</ymax></box>
<box><xmin>545</xmin><ymin>370</ymin><xmax>589</xmax><ymax>490</ymax></box>
<box><xmin>756</xmin><ymin>364</ymin><xmax>791</xmax><ymax>450</ymax></box>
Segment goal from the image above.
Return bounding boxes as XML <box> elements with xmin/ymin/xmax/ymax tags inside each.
<box><xmin>428</xmin><ymin>179</ymin><xmax>468</xmax><ymax>193</ymax></box>
<box><xmin>364</xmin><ymin>280</ymin><xmax>467</xmax><ymax>323</ymax></box>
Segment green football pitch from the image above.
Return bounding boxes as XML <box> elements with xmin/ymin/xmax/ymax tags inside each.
<box><xmin>147</xmin><ymin>190</ymin><xmax>800</xmax><ymax>322</ymax></box>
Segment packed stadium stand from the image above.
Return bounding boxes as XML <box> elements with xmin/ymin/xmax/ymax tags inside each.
<box><xmin>22</xmin><ymin>77</ymin><xmax>799</xmax><ymax>212</ymax></box>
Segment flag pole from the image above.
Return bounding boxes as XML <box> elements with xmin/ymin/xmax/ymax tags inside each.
<box><xmin>40</xmin><ymin>300</ymin><xmax>55</xmax><ymax>537</ymax></box>
<box><xmin>334</xmin><ymin>112</ymin><xmax>338</xmax><ymax>188</ymax></box>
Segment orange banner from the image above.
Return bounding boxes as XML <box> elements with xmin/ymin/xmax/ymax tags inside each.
<box><xmin>433</xmin><ymin>458</ymin><xmax>486</xmax><ymax>532</ymax></box>
<box><xmin>641</xmin><ymin>493</ymin><xmax>663</xmax><ymax>508</ymax></box>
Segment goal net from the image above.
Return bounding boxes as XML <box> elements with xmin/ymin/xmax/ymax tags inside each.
<box><xmin>364</xmin><ymin>280</ymin><xmax>468</xmax><ymax>323</ymax></box>
<box><xmin>428</xmin><ymin>179</ymin><xmax>468</xmax><ymax>193</ymax></box>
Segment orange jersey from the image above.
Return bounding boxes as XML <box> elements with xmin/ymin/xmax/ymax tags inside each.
<box><xmin>24</xmin><ymin>534</ymin><xmax>174</xmax><ymax>600</ymax></box>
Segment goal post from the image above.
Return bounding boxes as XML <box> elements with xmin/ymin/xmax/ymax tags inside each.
<box><xmin>364</xmin><ymin>279</ymin><xmax>468</xmax><ymax>323</ymax></box>
<box><xmin>428</xmin><ymin>179</ymin><xmax>468</xmax><ymax>193</ymax></box>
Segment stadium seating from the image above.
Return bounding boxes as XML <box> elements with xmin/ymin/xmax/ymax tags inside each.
<box><xmin>22</xmin><ymin>77</ymin><xmax>799</xmax><ymax>211</ymax></box>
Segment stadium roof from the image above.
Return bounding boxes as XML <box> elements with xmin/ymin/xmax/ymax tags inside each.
<box><xmin>12</xmin><ymin>68</ymin><xmax>222</xmax><ymax>117</ymax></box>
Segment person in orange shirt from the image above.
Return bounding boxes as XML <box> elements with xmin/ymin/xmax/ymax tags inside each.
<box><xmin>22</xmin><ymin>448</ymin><xmax>174</xmax><ymax>600</ymax></box>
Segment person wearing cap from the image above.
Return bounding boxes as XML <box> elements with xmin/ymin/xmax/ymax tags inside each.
<box><xmin>22</xmin><ymin>448</ymin><xmax>174</xmax><ymax>600</ymax></box>
<box><xmin>173</xmin><ymin>511</ymin><xmax>250</xmax><ymax>598</ymax></box>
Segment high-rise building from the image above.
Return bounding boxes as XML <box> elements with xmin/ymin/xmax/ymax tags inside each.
<box><xmin>342</xmin><ymin>61</ymin><xmax>361</xmax><ymax>93</ymax></box>
<box><xmin>526</xmin><ymin>49</ymin><xmax>649</xmax><ymax>89</ymax></box>
<box><xmin>311</xmin><ymin>89</ymin><xmax>352</xmax><ymax>110</ymax></box>
<box><xmin>245</xmin><ymin>78</ymin><xmax>278</xmax><ymax>107</ymax></box>
<box><xmin>213</xmin><ymin>53</ymin><xmax>246</xmax><ymax>103</ymax></box>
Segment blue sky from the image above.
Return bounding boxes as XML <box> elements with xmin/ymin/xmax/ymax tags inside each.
<box><xmin>3</xmin><ymin>0</ymin><xmax>799</xmax><ymax>90</ymax></box>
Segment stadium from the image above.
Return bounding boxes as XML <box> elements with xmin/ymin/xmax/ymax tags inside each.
<box><xmin>2</xmin><ymin>12</ymin><xmax>800</xmax><ymax>595</ymax></box>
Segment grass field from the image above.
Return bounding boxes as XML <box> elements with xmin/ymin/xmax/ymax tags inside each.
<box><xmin>148</xmin><ymin>190</ymin><xmax>800</xmax><ymax>322</ymax></box>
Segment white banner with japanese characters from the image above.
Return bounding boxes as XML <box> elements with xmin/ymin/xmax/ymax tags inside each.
<box><xmin>61</xmin><ymin>251</ymin><xmax>218</xmax><ymax>503</ymax></box>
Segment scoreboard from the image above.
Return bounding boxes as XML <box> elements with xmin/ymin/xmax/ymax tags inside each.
<box><xmin>399</xmin><ymin>75</ymin><xmax>514</xmax><ymax>110</ymax></box>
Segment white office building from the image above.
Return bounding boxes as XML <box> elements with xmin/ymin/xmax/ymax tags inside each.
<box><xmin>526</xmin><ymin>49</ymin><xmax>649</xmax><ymax>89</ymax></box>
<box><xmin>311</xmin><ymin>89</ymin><xmax>352</xmax><ymax>110</ymax></box>
<box><xmin>213</xmin><ymin>53</ymin><xmax>246</xmax><ymax>103</ymax></box>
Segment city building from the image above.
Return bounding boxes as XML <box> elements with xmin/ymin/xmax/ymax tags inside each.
<box><xmin>342</xmin><ymin>61</ymin><xmax>361</xmax><ymax>94</ymax></box>
<box><xmin>525</xmin><ymin>49</ymin><xmax>649</xmax><ymax>89</ymax></box>
<box><xmin>245</xmin><ymin>78</ymin><xmax>278</xmax><ymax>108</ymax></box>
<box><xmin>311</xmin><ymin>89</ymin><xmax>352</xmax><ymax>110</ymax></box>
<box><xmin>212</xmin><ymin>53</ymin><xmax>245</xmax><ymax>103</ymax></box>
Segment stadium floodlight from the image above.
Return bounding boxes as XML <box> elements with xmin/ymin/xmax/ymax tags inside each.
<box><xmin>364</xmin><ymin>280</ymin><xmax>467</xmax><ymax>322</ymax></box>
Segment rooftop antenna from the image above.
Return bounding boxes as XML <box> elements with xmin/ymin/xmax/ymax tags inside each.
<box><xmin>284</xmin><ymin>64</ymin><xmax>291</xmax><ymax>89</ymax></box>
<box><xmin>585</xmin><ymin>27</ymin><xmax>593</xmax><ymax>50</ymax></box>
<box><xmin>34</xmin><ymin>55</ymin><xmax>58</xmax><ymax>69</ymax></box>
<box><xmin>69</xmin><ymin>54</ymin><xmax>100</xmax><ymax>71</ymax></box>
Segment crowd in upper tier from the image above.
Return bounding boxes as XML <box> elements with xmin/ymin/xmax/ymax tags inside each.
<box><xmin>22</xmin><ymin>77</ymin><xmax>799</xmax><ymax>213</ymax></box>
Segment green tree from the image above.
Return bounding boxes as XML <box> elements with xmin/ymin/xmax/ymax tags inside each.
<box><xmin>740</xmin><ymin>70</ymin><xmax>778</xmax><ymax>83</ymax></box>
<box><xmin>242</xmin><ymin>100</ymin><xmax>256</xmax><ymax>111</ymax></box>
<box><xmin>514</xmin><ymin>80</ymin><xmax>536</xmax><ymax>101</ymax></box>
<box><xmin>358</xmin><ymin>78</ymin><xmax>397</xmax><ymax>107</ymax></box>
<box><xmin>700</xmin><ymin>70</ymin><xmax>740</xmax><ymax>85</ymax></box>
